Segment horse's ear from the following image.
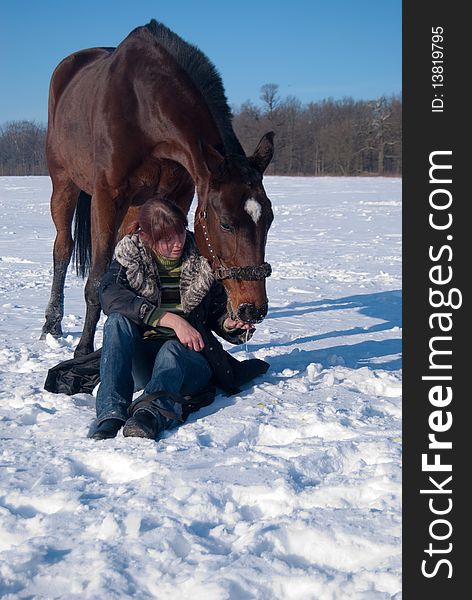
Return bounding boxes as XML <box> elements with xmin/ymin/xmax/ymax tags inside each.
<box><xmin>249</xmin><ymin>131</ymin><xmax>275</xmax><ymax>174</ymax></box>
<box><xmin>200</xmin><ymin>140</ymin><xmax>225</xmax><ymax>175</ymax></box>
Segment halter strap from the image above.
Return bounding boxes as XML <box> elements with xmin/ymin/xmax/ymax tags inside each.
<box><xmin>196</xmin><ymin>209</ymin><xmax>272</xmax><ymax>281</ymax></box>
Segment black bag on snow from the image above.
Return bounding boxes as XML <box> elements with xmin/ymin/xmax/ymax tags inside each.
<box><xmin>44</xmin><ymin>349</ymin><xmax>102</xmax><ymax>395</ymax></box>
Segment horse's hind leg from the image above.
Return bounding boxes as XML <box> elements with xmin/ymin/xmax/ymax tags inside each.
<box><xmin>41</xmin><ymin>176</ymin><xmax>80</xmax><ymax>339</ymax></box>
<box><xmin>74</xmin><ymin>268</ymin><xmax>102</xmax><ymax>357</ymax></box>
<box><xmin>74</xmin><ymin>192</ymin><xmax>128</xmax><ymax>357</ymax></box>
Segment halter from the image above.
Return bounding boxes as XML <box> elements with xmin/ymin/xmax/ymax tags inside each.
<box><xmin>196</xmin><ymin>209</ymin><xmax>272</xmax><ymax>281</ymax></box>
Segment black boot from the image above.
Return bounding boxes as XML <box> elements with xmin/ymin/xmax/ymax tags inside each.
<box><xmin>89</xmin><ymin>418</ymin><xmax>123</xmax><ymax>440</ymax></box>
<box><xmin>123</xmin><ymin>410</ymin><xmax>160</xmax><ymax>439</ymax></box>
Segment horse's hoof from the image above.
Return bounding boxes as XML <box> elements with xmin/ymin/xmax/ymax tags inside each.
<box><xmin>40</xmin><ymin>326</ymin><xmax>63</xmax><ymax>340</ymax></box>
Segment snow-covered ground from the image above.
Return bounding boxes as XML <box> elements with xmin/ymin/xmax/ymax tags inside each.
<box><xmin>0</xmin><ymin>176</ymin><xmax>401</xmax><ymax>599</ymax></box>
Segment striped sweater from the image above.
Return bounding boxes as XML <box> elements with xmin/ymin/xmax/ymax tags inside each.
<box><xmin>144</xmin><ymin>251</ymin><xmax>184</xmax><ymax>339</ymax></box>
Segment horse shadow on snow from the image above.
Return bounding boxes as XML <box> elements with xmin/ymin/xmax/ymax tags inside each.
<box><xmin>238</xmin><ymin>289</ymin><xmax>402</xmax><ymax>372</ymax></box>
<box><xmin>185</xmin><ymin>290</ymin><xmax>402</xmax><ymax>425</ymax></box>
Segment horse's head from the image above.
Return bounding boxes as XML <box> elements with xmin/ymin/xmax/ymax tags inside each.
<box><xmin>195</xmin><ymin>132</ymin><xmax>274</xmax><ymax>324</ymax></box>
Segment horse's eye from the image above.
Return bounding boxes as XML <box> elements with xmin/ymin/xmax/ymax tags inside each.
<box><xmin>220</xmin><ymin>222</ymin><xmax>233</xmax><ymax>233</ymax></box>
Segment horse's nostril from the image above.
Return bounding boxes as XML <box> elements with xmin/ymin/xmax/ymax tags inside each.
<box><xmin>237</xmin><ymin>302</ymin><xmax>268</xmax><ymax>324</ymax></box>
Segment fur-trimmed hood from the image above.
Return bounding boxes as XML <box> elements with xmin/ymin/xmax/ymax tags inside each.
<box><xmin>114</xmin><ymin>231</ymin><xmax>215</xmax><ymax>315</ymax></box>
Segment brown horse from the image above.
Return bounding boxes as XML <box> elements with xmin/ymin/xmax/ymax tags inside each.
<box><xmin>41</xmin><ymin>20</ymin><xmax>274</xmax><ymax>356</ymax></box>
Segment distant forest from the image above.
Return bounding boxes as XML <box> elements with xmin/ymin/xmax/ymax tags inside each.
<box><xmin>0</xmin><ymin>85</ymin><xmax>401</xmax><ymax>177</ymax></box>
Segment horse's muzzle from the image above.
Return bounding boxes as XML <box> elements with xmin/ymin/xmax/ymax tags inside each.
<box><xmin>236</xmin><ymin>302</ymin><xmax>268</xmax><ymax>324</ymax></box>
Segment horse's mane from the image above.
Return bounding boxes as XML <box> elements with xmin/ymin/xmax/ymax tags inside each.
<box><xmin>135</xmin><ymin>19</ymin><xmax>245</xmax><ymax>157</ymax></box>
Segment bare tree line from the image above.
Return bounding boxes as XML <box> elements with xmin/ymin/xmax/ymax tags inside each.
<box><xmin>1</xmin><ymin>85</ymin><xmax>401</xmax><ymax>176</ymax></box>
<box><xmin>234</xmin><ymin>85</ymin><xmax>401</xmax><ymax>176</ymax></box>
<box><xmin>0</xmin><ymin>120</ymin><xmax>48</xmax><ymax>175</ymax></box>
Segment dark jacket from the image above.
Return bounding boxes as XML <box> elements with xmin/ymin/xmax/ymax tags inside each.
<box><xmin>99</xmin><ymin>257</ymin><xmax>269</xmax><ymax>395</ymax></box>
<box><xmin>44</xmin><ymin>233</ymin><xmax>269</xmax><ymax>396</ymax></box>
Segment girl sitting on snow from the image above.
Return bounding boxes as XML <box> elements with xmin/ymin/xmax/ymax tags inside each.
<box><xmin>90</xmin><ymin>198</ymin><xmax>268</xmax><ymax>440</ymax></box>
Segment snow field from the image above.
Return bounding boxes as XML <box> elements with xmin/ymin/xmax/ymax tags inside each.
<box><xmin>0</xmin><ymin>176</ymin><xmax>401</xmax><ymax>599</ymax></box>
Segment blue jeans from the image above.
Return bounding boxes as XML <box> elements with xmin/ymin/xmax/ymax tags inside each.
<box><xmin>96</xmin><ymin>313</ymin><xmax>212</xmax><ymax>429</ymax></box>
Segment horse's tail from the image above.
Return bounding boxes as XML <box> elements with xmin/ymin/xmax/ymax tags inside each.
<box><xmin>73</xmin><ymin>190</ymin><xmax>92</xmax><ymax>278</ymax></box>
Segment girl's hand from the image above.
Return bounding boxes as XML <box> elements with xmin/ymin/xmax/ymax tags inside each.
<box><xmin>158</xmin><ymin>313</ymin><xmax>204</xmax><ymax>352</ymax></box>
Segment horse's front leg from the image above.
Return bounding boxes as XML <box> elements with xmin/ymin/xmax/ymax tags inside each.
<box><xmin>41</xmin><ymin>176</ymin><xmax>80</xmax><ymax>339</ymax></box>
<box><xmin>74</xmin><ymin>192</ymin><xmax>128</xmax><ymax>357</ymax></box>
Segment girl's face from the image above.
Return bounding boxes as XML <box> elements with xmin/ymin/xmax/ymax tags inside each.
<box><xmin>152</xmin><ymin>229</ymin><xmax>186</xmax><ymax>259</ymax></box>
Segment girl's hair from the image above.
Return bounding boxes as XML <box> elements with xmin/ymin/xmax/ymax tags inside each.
<box><xmin>138</xmin><ymin>198</ymin><xmax>188</xmax><ymax>244</ymax></box>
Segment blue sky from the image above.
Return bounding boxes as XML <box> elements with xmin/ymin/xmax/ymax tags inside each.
<box><xmin>0</xmin><ymin>0</ymin><xmax>401</xmax><ymax>124</ymax></box>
